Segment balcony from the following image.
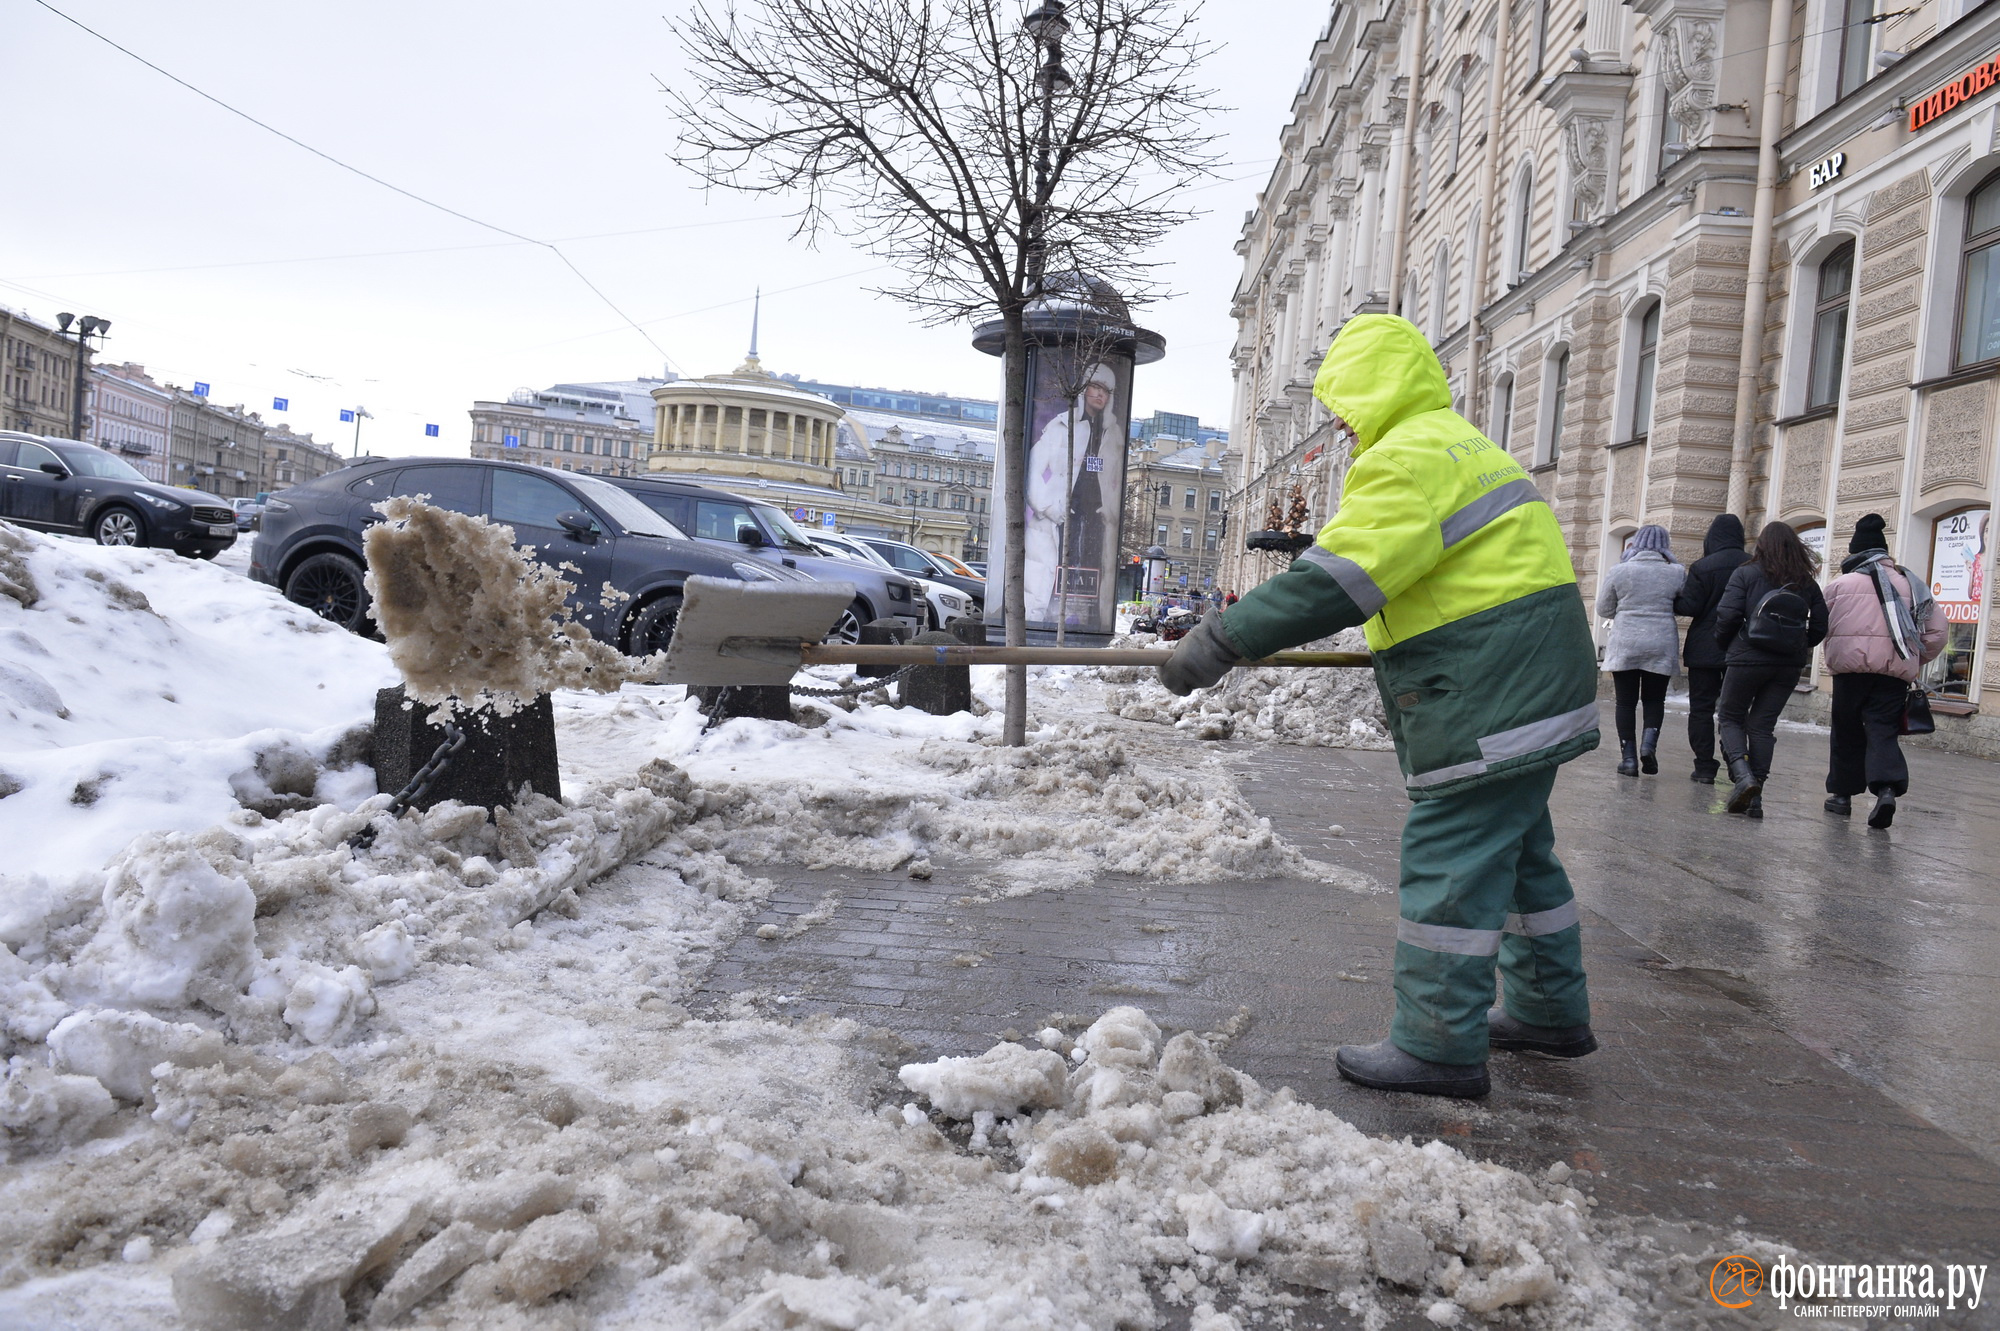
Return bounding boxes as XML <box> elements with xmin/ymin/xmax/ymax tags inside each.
<box><xmin>115</xmin><ymin>439</ymin><xmax>154</xmax><ymax>456</ymax></box>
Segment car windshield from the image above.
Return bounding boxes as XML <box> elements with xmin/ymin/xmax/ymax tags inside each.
<box><xmin>751</xmin><ymin>504</ymin><xmax>819</xmax><ymax>552</ymax></box>
<box><xmin>54</xmin><ymin>447</ymin><xmax>148</xmax><ymax>482</ymax></box>
<box><xmin>567</xmin><ymin>473</ymin><xmax>686</xmax><ymax>539</ymax></box>
<box><xmin>822</xmin><ymin>537</ymin><xmax>893</xmax><ymax>568</ymax></box>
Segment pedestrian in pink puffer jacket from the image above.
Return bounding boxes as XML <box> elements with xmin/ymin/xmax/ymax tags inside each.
<box><xmin>1821</xmin><ymin>514</ymin><xmax>1946</xmax><ymax>828</ymax></box>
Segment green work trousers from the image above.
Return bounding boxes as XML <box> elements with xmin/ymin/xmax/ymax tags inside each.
<box><xmin>1389</xmin><ymin>765</ymin><xmax>1590</xmax><ymax>1065</ymax></box>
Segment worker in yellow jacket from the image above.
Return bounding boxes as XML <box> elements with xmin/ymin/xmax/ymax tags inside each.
<box><xmin>1162</xmin><ymin>315</ymin><xmax>1599</xmax><ymax>1097</ymax></box>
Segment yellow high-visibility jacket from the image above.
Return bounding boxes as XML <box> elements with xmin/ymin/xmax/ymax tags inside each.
<box><xmin>1218</xmin><ymin>315</ymin><xmax>1599</xmax><ymax>799</ymax></box>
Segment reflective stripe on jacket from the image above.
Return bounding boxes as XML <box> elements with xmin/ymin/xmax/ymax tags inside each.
<box><xmin>1218</xmin><ymin>315</ymin><xmax>1599</xmax><ymax>800</ymax></box>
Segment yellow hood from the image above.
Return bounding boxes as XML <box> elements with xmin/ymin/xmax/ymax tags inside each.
<box><xmin>1311</xmin><ymin>314</ymin><xmax>1452</xmax><ymax>453</ymax></box>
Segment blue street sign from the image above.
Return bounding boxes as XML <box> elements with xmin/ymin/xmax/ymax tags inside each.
<box><xmin>821</xmin><ymin>512</ymin><xmax>837</xmax><ymax>528</ymax></box>
<box><xmin>193</xmin><ymin>382</ymin><xmax>210</xmax><ymax>397</ymax></box>
<box><xmin>792</xmin><ymin>507</ymin><xmax>808</xmax><ymax>521</ymax></box>
<box><xmin>272</xmin><ymin>397</ymin><xmax>288</xmax><ymax>411</ymax></box>
<box><xmin>425</xmin><ymin>424</ymin><xmax>440</xmax><ymax>438</ymax></box>
<box><xmin>339</xmin><ymin>409</ymin><xmax>354</xmax><ymax>423</ymax></box>
<box><xmin>503</xmin><ymin>434</ymin><xmax>520</xmax><ymax>447</ymax></box>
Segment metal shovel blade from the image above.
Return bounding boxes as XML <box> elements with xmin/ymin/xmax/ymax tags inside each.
<box><xmin>657</xmin><ymin>575</ymin><xmax>853</xmax><ymax>686</ymax></box>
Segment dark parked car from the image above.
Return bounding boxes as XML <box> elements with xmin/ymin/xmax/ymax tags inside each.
<box><xmin>250</xmin><ymin>456</ymin><xmax>813</xmax><ymax>652</ymax></box>
<box><xmin>856</xmin><ymin>537</ymin><xmax>985</xmax><ymax>610</ymax></box>
<box><xmin>606</xmin><ymin>475</ymin><xmax>924</xmax><ymax>641</ymax></box>
<box><xmin>0</xmin><ymin>431</ymin><xmax>237</xmax><ymax>557</ymax></box>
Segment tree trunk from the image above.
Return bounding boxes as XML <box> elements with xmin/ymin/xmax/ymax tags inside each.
<box><xmin>1001</xmin><ymin>312</ymin><xmax>1031</xmax><ymax>746</ymax></box>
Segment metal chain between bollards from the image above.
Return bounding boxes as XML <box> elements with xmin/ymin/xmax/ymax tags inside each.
<box><xmin>787</xmin><ymin>665</ymin><xmax>920</xmax><ymax>698</ymax></box>
<box><xmin>348</xmin><ymin>723</ymin><xmax>468</xmax><ymax>851</ymax></box>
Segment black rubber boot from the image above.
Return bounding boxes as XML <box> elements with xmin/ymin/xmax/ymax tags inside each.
<box><xmin>1724</xmin><ymin>755</ymin><xmax>1762</xmax><ymax>813</ymax></box>
<box><xmin>1335</xmin><ymin>1039</ymin><xmax>1489</xmax><ymax>1098</ymax></box>
<box><xmin>1868</xmin><ymin>791</ymin><xmax>1897</xmax><ymax>829</ymax></box>
<box><xmin>1639</xmin><ymin>727</ymin><xmax>1660</xmax><ymax>775</ymax></box>
<box><xmin>1487</xmin><ymin>1007</ymin><xmax>1598</xmax><ymax>1059</ymax></box>
<box><xmin>1616</xmin><ymin>741</ymin><xmax>1639</xmax><ymax>777</ymax></box>
<box><xmin>1690</xmin><ymin>760</ymin><xmax>1719</xmax><ymax>784</ymax></box>
<box><xmin>1824</xmin><ymin>794</ymin><xmax>1851</xmax><ymax>816</ymax></box>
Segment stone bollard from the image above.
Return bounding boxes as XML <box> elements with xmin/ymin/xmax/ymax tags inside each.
<box><xmin>948</xmin><ymin>615</ymin><xmax>988</xmax><ymax>647</ymax></box>
<box><xmin>902</xmin><ymin>630</ymin><xmax>974</xmax><ymax>716</ymax></box>
<box><xmin>374</xmin><ymin>685</ymin><xmax>561</xmax><ymax>813</ymax></box>
<box><xmin>858</xmin><ymin>617</ymin><xmax>911</xmax><ymax>679</ymax></box>
<box><xmin>689</xmin><ymin>684</ymin><xmax>792</xmax><ymax>724</ymax></box>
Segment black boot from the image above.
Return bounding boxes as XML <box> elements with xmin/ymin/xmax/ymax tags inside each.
<box><xmin>1868</xmin><ymin>790</ymin><xmax>1897</xmax><ymax>829</ymax></box>
<box><xmin>1639</xmin><ymin>727</ymin><xmax>1660</xmax><ymax>775</ymax></box>
<box><xmin>1690</xmin><ymin>759</ymin><xmax>1719</xmax><ymax>784</ymax></box>
<box><xmin>1616</xmin><ymin>741</ymin><xmax>1638</xmax><ymax>777</ymax></box>
<box><xmin>1488</xmin><ymin>1007</ymin><xmax>1598</xmax><ymax>1058</ymax></box>
<box><xmin>1335</xmin><ymin>1039</ymin><xmax>1489</xmax><ymax>1098</ymax></box>
<box><xmin>1724</xmin><ymin>755</ymin><xmax>1761</xmax><ymax>813</ymax></box>
<box><xmin>1745</xmin><ymin>793</ymin><xmax>1764</xmax><ymax>819</ymax></box>
<box><xmin>1823</xmin><ymin>794</ymin><xmax>1851</xmax><ymax>816</ymax></box>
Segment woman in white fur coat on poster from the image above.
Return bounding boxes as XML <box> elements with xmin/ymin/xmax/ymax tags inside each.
<box><xmin>1023</xmin><ymin>363</ymin><xmax>1122</xmax><ymax>626</ymax></box>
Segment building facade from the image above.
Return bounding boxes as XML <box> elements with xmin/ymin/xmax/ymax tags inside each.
<box><xmin>848</xmin><ymin>415</ymin><xmax>990</xmax><ymax>562</ymax></box>
<box><xmin>1122</xmin><ymin>441</ymin><xmax>1238</xmax><ymax>596</ymax></box>
<box><xmin>2</xmin><ymin>307</ymin><xmax>80</xmax><ymax>438</ymax></box>
<box><xmin>262</xmin><ymin>423</ymin><xmax>341</xmax><ymax>490</ymax></box>
<box><xmin>87</xmin><ymin>362</ymin><xmax>171</xmax><ymax>482</ymax></box>
<box><xmin>169</xmin><ymin>393</ymin><xmax>274</xmax><ymax>499</ymax></box>
<box><xmin>1230</xmin><ymin>0</ymin><xmax>2000</xmax><ymax>725</ymax></box>
<box><xmin>468</xmin><ymin>382</ymin><xmax>652</xmax><ymax>477</ymax></box>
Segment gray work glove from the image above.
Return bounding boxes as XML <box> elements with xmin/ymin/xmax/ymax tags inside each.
<box><xmin>1158</xmin><ymin>613</ymin><xmax>1243</xmax><ymax>696</ymax></box>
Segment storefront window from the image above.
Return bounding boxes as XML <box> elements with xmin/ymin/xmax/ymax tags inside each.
<box><xmin>1955</xmin><ymin>175</ymin><xmax>2000</xmax><ymax>367</ymax></box>
<box><xmin>1925</xmin><ymin>508</ymin><xmax>1990</xmax><ymax>702</ymax></box>
<box><xmin>1806</xmin><ymin>243</ymin><xmax>1853</xmax><ymax>410</ymax></box>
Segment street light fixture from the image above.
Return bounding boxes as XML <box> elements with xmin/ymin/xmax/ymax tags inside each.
<box><xmin>1024</xmin><ymin>1</ymin><xmax>1072</xmax><ymax>290</ymax></box>
<box><xmin>55</xmin><ymin>312</ymin><xmax>110</xmax><ymax>442</ymax></box>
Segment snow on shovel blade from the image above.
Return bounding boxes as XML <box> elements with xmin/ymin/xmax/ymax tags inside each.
<box><xmin>657</xmin><ymin>575</ymin><xmax>856</xmax><ymax>687</ymax></box>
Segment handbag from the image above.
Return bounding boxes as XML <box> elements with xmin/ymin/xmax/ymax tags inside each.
<box><xmin>1901</xmin><ymin>686</ymin><xmax>1936</xmax><ymax>736</ymax></box>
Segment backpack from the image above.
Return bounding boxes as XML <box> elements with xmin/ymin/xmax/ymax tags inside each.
<box><xmin>1746</xmin><ymin>585</ymin><xmax>1810</xmax><ymax>655</ymax></box>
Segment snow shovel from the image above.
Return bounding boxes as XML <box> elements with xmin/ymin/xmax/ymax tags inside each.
<box><xmin>657</xmin><ymin>576</ymin><xmax>1370</xmax><ymax>687</ymax></box>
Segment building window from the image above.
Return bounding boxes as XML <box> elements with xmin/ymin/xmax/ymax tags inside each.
<box><xmin>1430</xmin><ymin>243</ymin><xmax>1451</xmax><ymax>338</ymax></box>
<box><xmin>1837</xmin><ymin>0</ymin><xmax>1876</xmax><ymax>99</ymax></box>
<box><xmin>1958</xmin><ymin>174</ymin><xmax>2000</xmax><ymax>367</ymax></box>
<box><xmin>1493</xmin><ymin>374</ymin><xmax>1514</xmax><ymax>451</ymax></box>
<box><xmin>1509</xmin><ymin>162</ymin><xmax>1535</xmax><ymax>283</ymax></box>
<box><xmin>1158</xmin><ymin>484</ymin><xmax>1171</xmax><ymax>506</ymax></box>
<box><xmin>1544</xmin><ymin>347</ymin><xmax>1570</xmax><ymax>464</ymax></box>
<box><xmin>1180</xmin><ymin>526</ymin><xmax>1194</xmax><ymax>549</ymax></box>
<box><xmin>1156</xmin><ymin>524</ymin><xmax>1169</xmax><ymax>544</ymax></box>
<box><xmin>1184</xmin><ymin>488</ymin><xmax>1196</xmax><ymax>510</ymax></box>
<box><xmin>1629</xmin><ymin>301</ymin><xmax>1661</xmax><ymax>440</ymax></box>
<box><xmin>1208</xmin><ymin>490</ymin><xmax>1221</xmax><ymax>512</ymax></box>
<box><xmin>1806</xmin><ymin>241</ymin><xmax>1855</xmax><ymax>410</ymax></box>
<box><xmin>1204</xmin><ymin>528</ymin><xmax>1219</xmax><ymax>551</ymax></box>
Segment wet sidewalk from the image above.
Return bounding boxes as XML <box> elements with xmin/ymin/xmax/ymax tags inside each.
<box><xmin>693</xmin><ymin>702</ymin><xmax>2000</xmax><ymax>1314</ymax></box>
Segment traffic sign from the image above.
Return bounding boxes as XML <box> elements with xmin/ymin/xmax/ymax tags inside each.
<box><xmin>821</xmin><ymin>513</ymin><xmax>838</xmax><ymax>528</ymax></box>
<box><xmin>425</xmin><ymin>424</ymin><xmax>440</xmax><ymax>437</ymax></box>
<box><xmin>193</xmin><ymin>382</ymin><xmax>210</xmax><ymax>397</ymax></box>
<box><xmin>272</xmin><ymin>397</ymin><xmax>288</xmax><ymax>411</ymax></box>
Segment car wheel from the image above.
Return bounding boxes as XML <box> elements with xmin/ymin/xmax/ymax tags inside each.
<box><xmin>285</xmin><ymin>551</ymin><xmax>371</xmax><ymax>632</ymax></box>
<box><xmin>824</xmin><ymin>600</ymin><xmax>867</xmax><ymax>645</ymax></box>
<box><xmin>626</xmin><ymin>593</ymin><xmax>683</xmax><ymax>656</ymax></box>
<box><xmin>93</xmin><ymin>506</ymin><xmax>144</xmax><ymax>547</ymax></box>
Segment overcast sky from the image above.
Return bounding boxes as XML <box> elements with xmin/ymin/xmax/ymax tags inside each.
<box><xmin>2</xmin><ymin>0</ymin><xmax>1326</xmax><ymax>459</ymax></box>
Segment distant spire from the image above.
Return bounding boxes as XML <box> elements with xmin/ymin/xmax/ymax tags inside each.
<box><xmin>748</xmin><ymin>287</ymin><xmax>761</xmax><ymax>360</ymax></box>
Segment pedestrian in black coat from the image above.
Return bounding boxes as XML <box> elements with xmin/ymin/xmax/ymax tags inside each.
<box><xmin>1672</xmin><ymin>513</ymin><xmax>1749</xmax><ymax>783</ymax></box>
<box><xmin>1711</xmin><ymin>521</ymin><xmax>1829</xmax><ymax>819</ymax></box>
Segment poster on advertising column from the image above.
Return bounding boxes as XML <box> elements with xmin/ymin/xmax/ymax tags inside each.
<box><xmin>990</xmin><ymin>344</ymin><xmax>1134</xmax><ymax>638</ymax></box>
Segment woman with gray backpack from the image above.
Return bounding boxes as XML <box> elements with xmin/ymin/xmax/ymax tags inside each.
<box><xmin>1819</xmin><ymin>514</ymin><xmax>1945</xmax><ymax>828</ymax></box>
<box><xmin>1710</xmin><ymin>521</ymin><xmax>1829</xmax><ymax>818</ymax></box>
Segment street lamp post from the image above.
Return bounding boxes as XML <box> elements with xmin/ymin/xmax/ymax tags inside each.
<box><xmin>342</xmin><ymin>406</ymin><xmax>373</xmax><ymax>458</ymax></box>
<box><xmin>1021</xmin><ymin>2</ymin><xmax>1072</xmax><ymax>292</ymax></box>
<box><xmin>55</xmin><ymin>313</ymin><xmax>110</xmax><ymax>442</ymax></box>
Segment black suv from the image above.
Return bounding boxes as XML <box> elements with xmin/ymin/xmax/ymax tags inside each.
<box><xmin>0</xmin><ymin>431</ymin><xmax>237</xmax><ymax>557</ymax></box>
<box><xmin>607</xmin><ymin>475</ymin><xmax>924</xmax><ymax>640</ymax></box>
<box><xmin>250</xmin><ymin>456</ymin><xmax>813</xmax><ymax>653</ymax></box>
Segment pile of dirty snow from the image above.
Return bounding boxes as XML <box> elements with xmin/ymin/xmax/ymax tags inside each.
<box><xmin>1104</xmin><ymin>627</ymin><xmax>1394</xmax><ymax>748</ymax></box>
<box><xmin>0</xmin><ymin>522</ymin><xmax>394</xmax><ymax>878</ymax></box>
<box><xmin>363</xmin><ymin>498</ymin><xmax>663</xmax><ymax>720</ymax></box>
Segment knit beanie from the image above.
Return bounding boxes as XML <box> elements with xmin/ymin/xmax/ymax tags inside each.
<box><xmin>1623</xmin><ymin>524</ymin><xmax>1677</xmax><ymax>562</ymax></box>
<box><xmin>1848</xmin><ymin>513</ymin><xmax>1888</xmax><ymax>554</ymax></box>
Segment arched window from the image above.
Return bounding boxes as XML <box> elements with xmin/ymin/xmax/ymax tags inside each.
<box><xmin>1430</xmin><ymin>243</ymin><xmax>1452</xmax><ymax>338</ymax></box>
<box><xmin>1544</xmin><ymin>346</ymin><xmax>1570</xmax><ymax>464</ymax></box>
<box><xmin>1806</xmin><ymin>241</ymin><xmax>1855</xmax><ymax>409</ymax></box>
<box><xmin>1629</xmin><ymin>301</ymin><xmax>1662</xmax><ymax>440</ymax></box>
<box><xmin>1509</xmin><ymin>163</ymin><xmax>1535</xmax><ymax>283</ymax></box>
<box><xmin>1957</xmin><ymin>173</ymin><xmax>2000</xmax><ymax>368</ymax></box>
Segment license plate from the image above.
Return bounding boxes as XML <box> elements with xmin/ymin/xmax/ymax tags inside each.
<box><xmin>209</xmin><ymin>524</ymin><xmax>234</xmax><ymax>537</ymax></box>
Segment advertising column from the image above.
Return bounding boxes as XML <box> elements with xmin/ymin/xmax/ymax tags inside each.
<box><xmin>1926</xmin><ymin>507</ymin><xmax>1990</xmax><ymax>702</ymax></box>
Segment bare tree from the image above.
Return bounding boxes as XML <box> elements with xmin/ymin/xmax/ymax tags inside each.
<box><xmin>667</xmin><ymin>0</ymin><xmax>1219</xmax><ymax>744</ymax></box>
